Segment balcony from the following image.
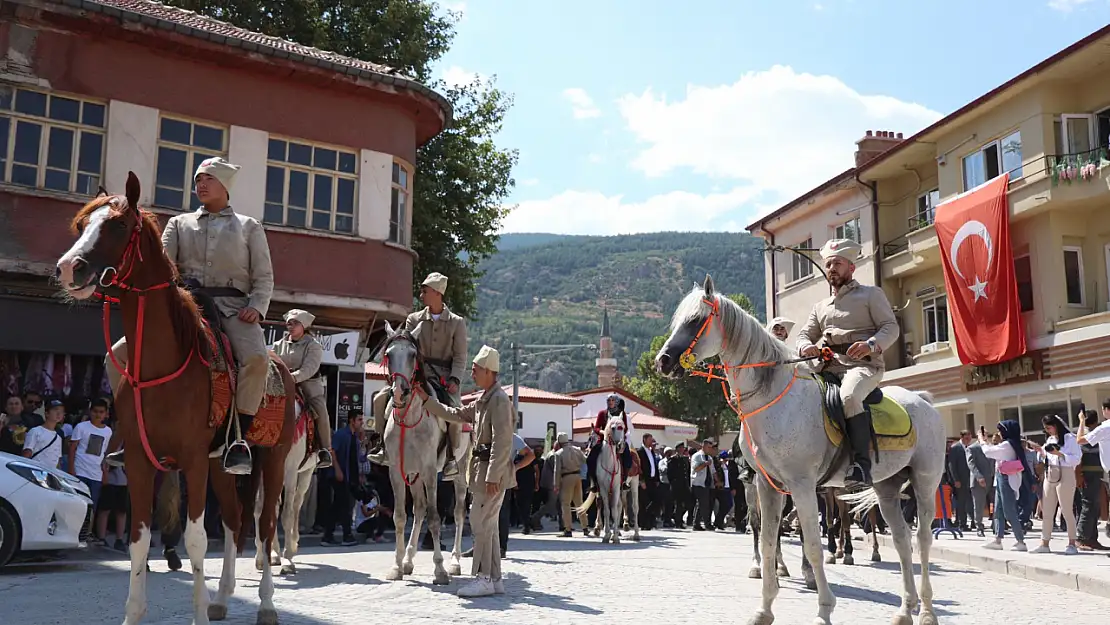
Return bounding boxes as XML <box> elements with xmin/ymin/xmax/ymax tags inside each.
<box><xmin>1042</xmin><ymin>146</ymin><xmax>1110</xmax><ymax>209</ymax></box>
<box><xmin>881</xmin><ymin>213</ymin><xmax>942</xmax><ymax>280</ymax></box>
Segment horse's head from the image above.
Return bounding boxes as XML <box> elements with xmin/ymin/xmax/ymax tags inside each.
<box><xmin>655</xmin><ymin>274</ymin><xmax>728</xmax><ymax>378</ymax></box>
<box><xmin>57</xmin><ymin>172</ymin><xmax>147</xmax><ymax>299</ymax></box>
<box><xmin>380</xmin><ymin>320</ymin><xmax>421</xmax><ymax>405</ymax></box>
<box><xmin>605</xmin><ymin>415</ymin><xmax>626</xmax><ymax>452</ymax></box>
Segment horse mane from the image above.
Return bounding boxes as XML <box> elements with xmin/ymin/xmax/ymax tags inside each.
<box><xmin>73</xmin><ymin>195</ymin><xmax>205</xmax><ymax>357</ymax></box>
<box><xmin>671</xmin><ymin>287</ymin><xmax>788</xmax><ymax>396</ymax></box>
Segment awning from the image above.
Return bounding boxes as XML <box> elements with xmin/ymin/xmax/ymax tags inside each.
<box><xmin>0</xmin><ymin>296</ymin><xmax>125</xmax><ymax>355</ymax></box>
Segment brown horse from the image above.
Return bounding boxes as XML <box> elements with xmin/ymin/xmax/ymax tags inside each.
<box><xmin>56</xmin><ymin>172</ymin><xmax>295</xmax><ymax>625</ymax></box>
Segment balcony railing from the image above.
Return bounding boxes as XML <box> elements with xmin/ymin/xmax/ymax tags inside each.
<box><xmin>907</xmin><ymin>211</ymin><xmax>934</xmax><ymax>231</ymax></box>
<box><xmin>1045</xmin><ymin>146</ymin><xmax>1110</xmax><ymax>185</ymax></box>
<box><xmin>882</xmin><ymin>237</ymin><xmax>908</xmax><ymax>258</ymax></box>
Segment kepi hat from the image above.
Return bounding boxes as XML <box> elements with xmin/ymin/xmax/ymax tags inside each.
<box><xmin>422</xmin><ymin>272</ymin><xmax>449</xmax><ymax>295</ymax></box>
<box><xmin>472</xmin><ymin>345</ymin><xmax>500</xmax><ymax>373</ymax></box>
<box><xmin>819</xmin><ymin>238</ymin><xmax>862</xmax><ymax>262</ymax></box>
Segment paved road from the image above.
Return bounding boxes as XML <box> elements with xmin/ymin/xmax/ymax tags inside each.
<box><xmin>4</xmin><ymin>527</ymin><xmax>1110</xmax><ymax>624</ymax></box>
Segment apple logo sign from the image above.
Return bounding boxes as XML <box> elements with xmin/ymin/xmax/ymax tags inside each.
<box><xmin>333</xmin><ymin>339</ymin><xmax>350</xmax><ymax>361</ymax></box>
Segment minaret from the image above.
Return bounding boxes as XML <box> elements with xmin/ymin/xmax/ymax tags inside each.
<box><xmin>596</xmin><ymin>308</ymin><xmax>620</xmax><ymax>387</ymax></box>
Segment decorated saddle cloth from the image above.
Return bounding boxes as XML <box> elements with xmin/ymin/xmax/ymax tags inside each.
<box><xmin>814</xmin><ymin>374</ymin><xmax>916</xmax><ymax>452</ymax></box>
<box><xmin>207</xmin><ymin>335</ymin><xmax>289</xmax><ymax>449</ymax></box>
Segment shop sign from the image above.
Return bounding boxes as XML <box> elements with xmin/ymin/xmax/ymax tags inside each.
<box><xmin>263</xmin><ymin>322</ymin><xmax>360</xmax><ymax>366</ymax></box>
<box><xmin>336</xmin><ymin>370</ymin><xmax>364</xmax><ymax>427</ymax></box>
<box><xmin>962</xmin><ymin>350</ymin><xmax>1044</xmax><ymax>391</ymax></box>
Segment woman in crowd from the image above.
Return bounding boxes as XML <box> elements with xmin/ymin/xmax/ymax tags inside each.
<box><xmin>977</xmin><ymin>420</ymin><xmax>1035</xmax><ymax>551</ymax></box>
<box><xmin>1026</xmin><ymin>414</ymin><xmax>1081</xmax><ymax>555</ymax></box>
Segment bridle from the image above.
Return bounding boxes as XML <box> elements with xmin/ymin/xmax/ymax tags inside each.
<box><xmin>381</xmin><ymin>331</ymin><xmax>427</xmax><ymax>486</ymax></box>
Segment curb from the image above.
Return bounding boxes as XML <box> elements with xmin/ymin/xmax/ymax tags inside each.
<box><xmin>872</xmin><ymin>533</ymin><xmax>1110</xmax><ymax>599</ymax></box>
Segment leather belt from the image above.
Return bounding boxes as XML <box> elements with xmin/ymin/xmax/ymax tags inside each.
<box><xmin>191</xmin><ymin>286</ymin><xmax>246</xmax><ymax>298</ymax></box>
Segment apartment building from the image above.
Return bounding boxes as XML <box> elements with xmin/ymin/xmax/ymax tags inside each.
<box><xmin>748</xmin><ymin>26</ymin><xmax>1110</xmax><ymax>438</ymax></box>
<box><xmin>0</xmin><ymin>0</ymin><xmax>448</xmax><ymax>424</ymax></box>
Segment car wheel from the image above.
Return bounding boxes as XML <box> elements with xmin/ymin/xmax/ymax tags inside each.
<box><xmin>0</xmin><ymin>504</ymin><xmax>19</xmax><ymax>567</ymax></box>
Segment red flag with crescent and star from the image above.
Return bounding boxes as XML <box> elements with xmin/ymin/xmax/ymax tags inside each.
<box><xmin>934</xmin><ymin>173</ymin><xmax>1026</xmax><ymax>365</ymax></box>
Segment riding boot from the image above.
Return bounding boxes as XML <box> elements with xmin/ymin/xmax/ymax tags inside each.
<box><xmin>222</xmin><ymin>413</ymin><xmax>254</xmax><ymax>475</ymax></box>
<box><xmin>845</xmin><ymin>411</ymin><xmax>873</xmax><ymax>487</ymax></box>
<box><xmin>442</xmin><ymin>424</ymin><xmax>459</xmax><ymax>478</ymax></box>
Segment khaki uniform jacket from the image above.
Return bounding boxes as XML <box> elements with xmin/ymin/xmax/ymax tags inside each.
<box><xmin>404</xmin><ymin>306</ymin><xmax>468</xmax><ymax>383</ymax></box>
<box><xmin>424</xmin><ymin>384</ymin><xmax>515</xmax><ymax>490</ymax></box>
<box><xmin>163</xmin><ymin>206</ymin><xmax>275</xmax><ymax>319</ymax></box>
<box><xmin>796</xmin><ymin>280</ymin><xmax>899</xmax><ymax>370</ymax></box>
<box><xmin>553</xmin><ymin>444</ymin><xmax>586</xmax><ymax>478</ymax></box>
<box><xmin>273</xmin><ymin>335</ymin><xmax>325</xmax><ymax>398</ymax></box>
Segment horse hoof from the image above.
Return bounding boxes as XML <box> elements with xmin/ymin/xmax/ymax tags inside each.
<box><xmin>890</xmin><ymin>614</ymin><xmax>914</xmax><ymax>625</ymax></box>
<box><xmin>433</xmin><ymin>571</ymin><xmax>451</xmax><ymax>586</ymax></box>
<box><xmin>602</xmin><ymin>536</ymin><xmax>611</xmax><ymax>544</ymax></box>
<box><xmin>270</xmin><ymin>556</ymin><xmax>281</xmax><ymax>566</ymax></box>
<box><xmin>872</xmin><ymin>552</ymin><xmax>882</xmax><ymax>562</ymax></box>
<box><xmin>448</xmin><ymin>563</ymin><xmax>462</xmax><ymax>576</ymax></box>
<box><xmin>918</xmin><ymin>612</ymin><xmax>939</xmax><ymax>625</ymax></box>
<box><xmin>613</xmin><ymin>536</ymin><xmax>621</xmax><ymax>544</ymax></box>
<box><xmin>208</xmin><ymin>604</ymin><xmax>228</xmax><ymax>621</ymax></box>
<box><xmin>385</xmin><ymin>567</ymin><xmax>404</xmax><ymax>581</ymax></box>
<box><xmin>825</xmin><ymin>554</ymin><xmax>836</xmax><ymax>564</ymax></box>
<box><xmin>747</xmin><ymin>609</ymin><xmax>775</xmax><ymax>625</ymax></box>
<box><xmin>812</xmin><ymin>618</ymin><xmax>831</xmax><ymax>625</ymax></box>
<box><xmin>255</xmin><ymin>560</ymin><xmax>265</xmax><ymax>572</ymax></box>
<box><xmin>402</xmin><ymin>562</ymin><xmax>415</xmax><ymax>575</ymax></box>
<box><xmin>593</xmin><ymin>529</ymin><xmax>600</xmax><ymax>537</ymax></box>
<box><xmin>805</xmin><ymin>575</ymin><xmax>817</xmax><ymax>591</ymax></box>
<box><xmin>256</xmin><ymin>608</ymin><xmax>279</xmax><ymax>625</ymax></box>
<box><xmin>776</xmin><ymin>566</ymin><xmax>790</xmax><ymax>578</ymax></box>
<box><xmin>748</xmin><ymin>566</ymin><xmax>762</xmax><ymax>579</ymax></box>
<box><xmin>843</xmin><ymin>554</ymin><xmax>855</xmax><ymax>566</ymax></box>
<box><xmin>632</xmin><ymin>534</ymin><xmax>640</xmax><ymax>542</ymax></box>
<box><xmin>280</xmin><ymin>563</ymin><xmax>296</xmax><ymax>576</ymax></box>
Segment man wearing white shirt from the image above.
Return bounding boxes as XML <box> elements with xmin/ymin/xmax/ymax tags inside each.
<box><xmin>1077</xmin><ymin>400</ymin><xmax>1110</xmax><ymax>552</ymax></box>
<box><xmin>22</xmin><ymin>399</ymin><xmax>65</xmax><ymax>471</ymax></box>
<box><xmin>689</xmin><ymin>439</ymin><xmax>715</xmax><ymax>531</ymax></box>
<box><xmin>69</xmin><ymin>398</ymin><xmax>112</xmax><ymax>508</ymax></box>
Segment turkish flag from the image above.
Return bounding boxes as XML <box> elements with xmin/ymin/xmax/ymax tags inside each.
<box><xmin>934</xmin><ymin>174</ymin><xmax>1027</xmax><ymax>365</ymax></box>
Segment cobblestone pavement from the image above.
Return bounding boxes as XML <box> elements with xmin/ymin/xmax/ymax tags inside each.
<box><xmin>5</xmin><ymin>527</ymin><xmax>1110</xmax><ymax>624</ymax></box>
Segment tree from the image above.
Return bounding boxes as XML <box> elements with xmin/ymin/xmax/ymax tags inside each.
<box><xmin>624</xmin><ymin>292</ymin><xmax>760</xmax><ymax>439</ymax></box>
<box><xmin>164</xmin><ymin>0</ymin><xmax>516</xmax><ymax>317</ymax></box>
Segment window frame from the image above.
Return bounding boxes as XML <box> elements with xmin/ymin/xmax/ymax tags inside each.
<box><xmin>152</xmin><ymin>115</ymin><xmax>229</xmax><ymax>212</ymax></box>
<box><xmin>389</xmin><ymin>159</ymin><xmax>414</xmax><ymax>246</ymax></box>
<box><xmin>962</xmin><ymin>130</ymin><xmax>1023</xmax><ymax>190</ymax></box>
<box><xmin>1063</xmin><ymin>245</ymin><xmax>1086</xmax><ymax>308</ymax></box>
<box><xmin>921</xmin><ymin>294</ymin><xmax>949</xmax><ymax>348</ymax></box>
<box><xmin>911</xmin><ymin>189</ymin><xmax>940</xmax><ymax>230</ymax></box>
<box><xmin>1014</xmin><ymin>253</ymin><xmax>1034</xmax><ymax>313</ymax></box>
<box><xmin>263</xmin><ymin>136</ymin><xmax>359</xmax><ymax>235</ymax></box>
<box><xmin>0</xmin><ymin>85</ymin><xmax>107</xmax><ymax>197</ymax></box>
<box><xmin>785</xmin><ymin>237</ymin><xmax>814</xmax><ymax>285</ymax></box>
<box><xmin>834</xmin><ymin>217</ymin><xmax>861</xmax><ymax>243</ymax></box>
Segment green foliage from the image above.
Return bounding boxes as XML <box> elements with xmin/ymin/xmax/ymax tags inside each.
<box><xmin>163</xmin><ymin>0</ymin><xmax>515</xmax><ymax>318</ymax></box>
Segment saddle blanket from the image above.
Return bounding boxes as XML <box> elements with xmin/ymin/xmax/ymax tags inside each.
<box><xmin>209</xmin><ymin>348</ymin><xmax>288</xmax><ymax>448</ymax></box>
<box><xmin>814</xmin><ymin>376</ymin><xmax>916</xmax><ymax>452</ymax></box>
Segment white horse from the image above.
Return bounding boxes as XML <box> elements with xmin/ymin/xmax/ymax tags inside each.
<box><xmin>656</xmin><ymin>275</ymin><xmax>945</xmax><ymax>625</ymax></box>
<box><xmin>576</xmin><ymin>416</ymin><xmax>626</xmax><ymax>544</ymax></box>
<box><xmin>255</xmin><ymin>396</ymin><xmax>318</xmax><ymax>575</ymax></box>
<box><xmin>379</xmin><ymin>322</ymin><xmax>468</xmax><ymax>584</ymax></box>
<box><xmin>621</xmin><ymin>453</ymin><xmax>641</xmax><ymax>542</ymax></box>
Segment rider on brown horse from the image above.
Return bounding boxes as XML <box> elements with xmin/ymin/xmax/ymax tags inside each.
<box><xmin>586</xmin><ymin>393</ymin><xmax>633</xmax><ymax>492</ymax></box>
<box><xmin>274</xmin><ymin>309</ymin><xmax>334</xmax><ymax>469</ymax></box>
<box><xmin>104</xmin><ymin>157</ymin><xmax>273</xmax><ymax>475</ymax></box>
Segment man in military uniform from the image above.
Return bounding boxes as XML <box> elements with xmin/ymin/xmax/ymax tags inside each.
<box><xmin>797</xmin><ymin>238</ymin><xmax>899</xmax><ymax>487</ymax></box>
<box><xmin>104</xmin><ymin>157</ymin><xmax>273</xmax><ymax>475</ymax></box>
<box><xmin>766</xmin><ymin>317</ymin><xmax>795</xmax><ymax>343</ymax></box>
<box><xmin>417</xmin><ymin>345</ymin><xmax>512</xmax><ymax>598</ymax></box>
<box><xmin>274</xmin><ymin>309</ymin><xmax>333</xmax><ymax>468</ymax></box>
<box><xmin>369</xmin><ymin>272</ymin><xmax>468</xmax><ymax>478</ymax></box>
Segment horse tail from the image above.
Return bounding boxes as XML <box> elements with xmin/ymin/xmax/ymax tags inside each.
<box><xmin>155</xmin><ymin>472</ymin><xmax>182</xmax><ymax>535</ymax></box>
<box><xmin>576</xmin><ymin>491</ymin><xmax>597</xmax><ymax>516</ymax></box>
<box><xmin>914</xmin><ymin>390</ymin><xmax>935</xmax><ymax>404</ymax></box>
<box><xmin>838</xmin><ymin>480</ymin><xmax>913</xmax><ymax>516</ymax></box>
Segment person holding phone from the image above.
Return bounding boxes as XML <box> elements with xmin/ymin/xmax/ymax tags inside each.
<box><xmin>1025</xmin><ymin>414</ymin><xmax>1081</xmax><ymax>555</ymax></box>
<box><xmin>966</xmin><ymin>425</ymin><xmax>995</xmax><ymax>537</ymax></box>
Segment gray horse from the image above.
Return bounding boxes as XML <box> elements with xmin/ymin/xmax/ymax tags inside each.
<box><xmin>656</xmin><ymin>275</ymin><xmax>945</xmax><ymax>625</ymax></box>
<box><xmin>378</xmin><ymin>322</ymin><xmax>470</xmax><ymax>583</ymax></box>
<box><xmin>576</xmin><ymin>416</ymin><xmax>627</xmax><ymax>544</ymax></box>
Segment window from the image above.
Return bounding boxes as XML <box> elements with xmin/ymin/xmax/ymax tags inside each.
<box><xmin>1015</xmin><ymin>254</ymin><xmax>1034</xmax><ymax>312</ymax></box>
<box><xmin>154</xmin><ymin>117</ymin><xmax>227</xmax><ymax>211</ymax></box>
<box><xmin>0</xmin><ymin>86</ymin><xmax>105</xmax><ymax>195</ymax></box>
<box><xmin>264</xmin><ymin>138</ymin><xmax>357</xmax><ymax>234</ymax></box>
<box><xmin>390</xmin><ymin>160</ymin><xmax>412</xmax><ymax>244</ymax></box>
<box><xmin>922</xmin><ymin>295</ymin><xmax>949</xmax><ymax>346</ymax></box>
<box><xmin>835</xmin><ymin>217</ymin><xmax>860</xmax><ymax>243</ymax></box>
<box><xmin>962</xmin><ymin>131</ymin><xmax>1022</xmax><ymax>190</ymax></box>
<box><xmin>911</xmin><ymin>189</ymin><xmax>940</xmax><ymax>229</ymax></box>
<box><xmin>789</xmin><ymin>238</ymin><xmax>813</xmax><ymax>283</ymax></box>
<box><xmin>1063</xmin><ymin>246</ymin><xmax>1085</xmax><ymax>306</ymax></box>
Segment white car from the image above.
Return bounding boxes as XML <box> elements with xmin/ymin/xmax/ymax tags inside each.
<box><xmin>0</xmin><ymin>450</ymin><xmax>93</xmax><ymax>567</ymax></box>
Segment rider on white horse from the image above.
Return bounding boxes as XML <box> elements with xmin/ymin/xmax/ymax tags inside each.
<box><xmin>586</xmin><ymin>393</ymin><xmax>633</xmax><ymax>492</ymax></box>
<box><xmin>796</xmin><ymin>238</ymin><xmax>899</xmax><ymax>487</ymax></box>
<box><xmin>273</xmin><ymin>309</ymin><xmax>334</xmax><ymax>469</ymax></box>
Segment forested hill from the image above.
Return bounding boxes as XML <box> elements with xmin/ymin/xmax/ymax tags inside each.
<box><xmin>466</xmin><ymin>231</ymin><xmax>767</xmax><ymax>393</ymax></box>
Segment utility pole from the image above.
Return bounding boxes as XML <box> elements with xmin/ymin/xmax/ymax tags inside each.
<box><xmin>510</xmin><ymin>342</ymin><xmax>597</xmax><ymax>421</ymax></box>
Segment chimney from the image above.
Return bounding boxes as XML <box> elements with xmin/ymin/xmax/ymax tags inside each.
<box><xmin>854</xmin><ymin>130</ymin><xmax>905</xmax><ymax>167</ymax></box>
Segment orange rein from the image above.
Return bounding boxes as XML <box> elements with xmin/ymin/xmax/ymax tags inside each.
<box><xmin>678</xmin><ymin>297</ymin><xmax>830</xmax><ymax>496</ymax></box>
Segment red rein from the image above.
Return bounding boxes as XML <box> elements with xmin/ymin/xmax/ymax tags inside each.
<box><xmin>387</xmin><ymin>361</ymin><xmax>425</xmax><ymax>487</ymax></box>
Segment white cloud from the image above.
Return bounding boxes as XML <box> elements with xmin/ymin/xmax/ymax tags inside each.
<box><xmin>440</xmin><ymin>65</ymin><xmax>485</xmax><ymax>88</ymax></box>
<box><xmin>502</xmin><ymin>187</ymin><xmax>772</xmax><ymax>235</ymax></box>
<box><xmin>562</xmin><ymin>88</ymin><xmax>602</xmax><ymax>119</ymax></box>
<box><xmin>617</xmin><ymin>65</ymin><xmax>942</xmax><ymax>212</ymax></box>
<box><xmin>1048</xmin><ymin>0</ymin><xmax>1098</xmax><ymax>11</ymax></box>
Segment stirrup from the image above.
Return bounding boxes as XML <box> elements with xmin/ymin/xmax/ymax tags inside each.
<box><xmin>316</xmin><ymin>449</ymin><xmax>333</xmax><ymax>468</ymax></box>
<box><xmin>368</xmin><ymin>451</ymin><xmax>392</xmax><ymax>466</ymax></box>
<box><xmin>845</xmin><ymin>462</ymin><xmax>872</xmax><ymax>487</ymax></box>
<box><xmin>222</xmin><ymin>441</ymin><xmax>253</xmax><ymax>475</ymax></box>
<box><xmin>443</xmin><ymin>459</ymin><xmax>460</xmax><ymax>478</ymax></box>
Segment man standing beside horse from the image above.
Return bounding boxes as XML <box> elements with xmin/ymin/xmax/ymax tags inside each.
<box><xmin>370</xmin><ymin>272</ymin><xmax>467</xmax><ymax>479</ymax></box>
<box><xmin>104</xmin><ymin>157</ymin><xmax>274</xmax><ymax>476</ymax></box>
<box><xmin>273</xmin><ymin>309</ymin><xmax>334</xmax><ymax>469</ymax></box>
<box><xmin>797</xmin><ymin>238</ymin><xmax>899</xmax><ymax>487</ymax></box>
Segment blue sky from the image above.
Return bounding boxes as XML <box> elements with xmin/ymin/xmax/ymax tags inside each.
<box><xmin>434</xmin><ymin>0</ymin><xmax>1107</xmax><ymax>235</ymax></box>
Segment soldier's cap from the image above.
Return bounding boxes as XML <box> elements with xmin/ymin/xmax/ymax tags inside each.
<box><xmin>422</xmin><ymin>272</ymin><xmax>449</xmax><ymax>295</ymax></box>
<box><xmin>675</xmin><ymin>441</ymin><xmax>686</xmax><ymax>449</ymax></box>
<box><xmin>284</xmin><ymin>309</ymin><xmax>315</xmax><ymax>329</ymax></box>
<box><xmin>472</xmin><ymin>344</ymin><xmax>500</xmax><ymax>373</ymax></box>
<box><xmin>819</xmin><ymin>238</ymin><xmax>862</xmax><ymax>262</ymax></box>
<box><xmin>194</xmin><ymin>157</ymin><xmax>241</xmax><ymax>195</ymax></box>
<box><xmin>556</xmin><ymin>432</ymin><xmax>569</xmax><ymax>444</ymax></box>
<box><xmin>766</xmin><ymin>316</ymin><xmax>795</xmax><ymax>333</ymax></box>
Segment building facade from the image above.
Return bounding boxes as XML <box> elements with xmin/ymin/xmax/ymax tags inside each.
<box><xmin>0</xmin><ymin>0</ymin><xmax>448</xmax><ymax>420</ymax></box>
<box><xmin>748</xmin><ymin>26</ymin><xmax>1110</xmax><ymax>439</ymax></box>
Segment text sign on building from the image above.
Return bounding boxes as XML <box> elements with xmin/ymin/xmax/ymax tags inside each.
<box><xmin>264</xmin><ymin>322</ymin><xmax>359</xmax><ymax>366</ymax></box>
<box><xmin>962</xmin><ymin>350</ymin><xmax>1044</xmax><ymax>391</ymax></box>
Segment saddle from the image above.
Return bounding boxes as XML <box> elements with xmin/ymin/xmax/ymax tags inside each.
<box><xmin>185</xmin><ymin>281</ymin><xmax>288</xmax><ymax>449</ymax></box>
<box><xmin>815</xmin><ymin>372</ymin><xmax>915</xmax><ymax>453</ymax></box>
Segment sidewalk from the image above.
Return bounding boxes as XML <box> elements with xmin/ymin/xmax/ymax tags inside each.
<box><xmin>872</xmin><ymin>523</ymin><xmax>1110</xmax><ymax>599</ymax></box>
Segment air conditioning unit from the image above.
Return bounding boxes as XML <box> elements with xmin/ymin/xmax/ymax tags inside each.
<box><xmin>920</xmin><ymin>342</ymin><xmax>949</xmax><ymax>355</ymax></box>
